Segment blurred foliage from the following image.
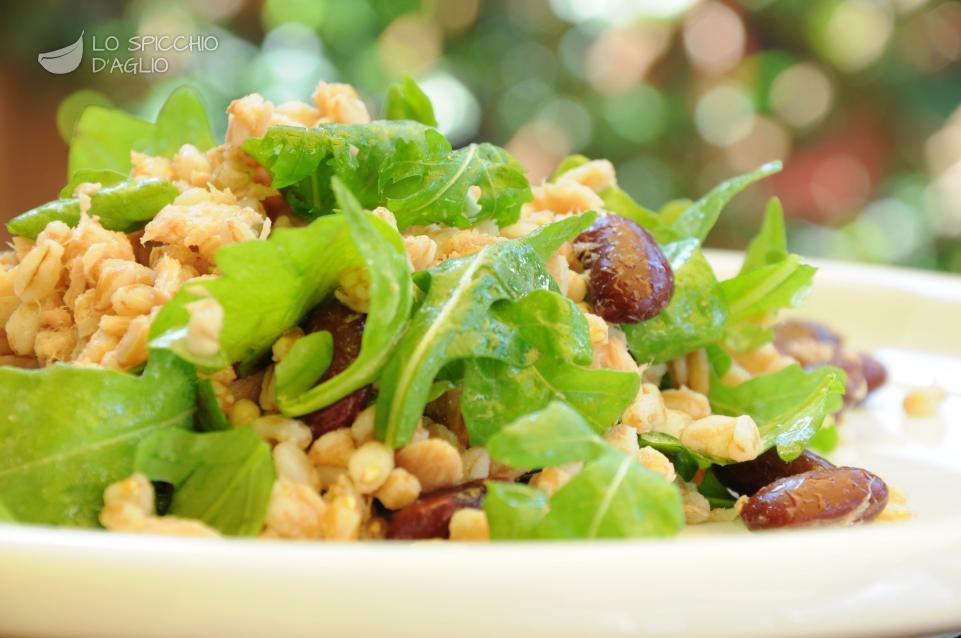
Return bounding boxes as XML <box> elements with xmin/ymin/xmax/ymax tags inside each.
<box><xmin>2</xmin><ymin>0</ymin><xmax>961</xmax><ymax>272</ymax></box>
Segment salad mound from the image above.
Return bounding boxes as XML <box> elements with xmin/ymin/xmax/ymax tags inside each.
<box><xmin>0</xmin><ymin>79</ymin><xmax>891</xmax><ymax>540</ymax></box>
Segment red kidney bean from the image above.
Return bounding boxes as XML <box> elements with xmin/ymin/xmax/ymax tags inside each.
<box><xmin>574</xmin><ymin>214</ymin><xmax>674</xmax><ymax>323</ymax></box>
<box><xmin>714</xmin><ymin>448</ymin><xmax>834</xmax><ymax>497</ymax></box>
<box><xmin>386</xmin><ymin>481</ymin><xmax>487</xmax><ymax>540</ymax></box>
<box><xmin>741</xmin><ymin>467</ymin><xmax>888</xmax><ymax>530</ymax></box>
<box><xmin>300</xmin><ymin>301</ymin><xmax>370</xmax><ymax>439</ymax></box>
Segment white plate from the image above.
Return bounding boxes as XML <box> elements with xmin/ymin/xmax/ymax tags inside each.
<box><xmin>1</xmin><ymin>251</ymin><xmax>960</xmax><ymax>638</ymax></box>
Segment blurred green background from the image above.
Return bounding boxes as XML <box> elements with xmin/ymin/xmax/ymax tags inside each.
<box><xmin>1</xmin><ymin>0</ymin><xmax>960</xmax><ymax>272</ymax></box>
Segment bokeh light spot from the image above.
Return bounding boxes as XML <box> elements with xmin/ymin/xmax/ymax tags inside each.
<box><xmin>694</xmin><ymin>84</ymin><xmax>755</xmax><ymax>147</ymax></box>
<box><xmin>726</xmin><ymin>115</ymin><xmax>791</xmax><ymax>171</ymax></box>
<box><xmin>603</xmin><ymin>83</ymin><xmax>667</xmax><ymax>143</ymax></box>
<box><xmin>820</xmin><ymin>0</ymin><xmax>894</xmax><ymax>72</ymax></box>
<box><xmin>683</xmin><ymin>2</ymin><xmax>746</xmax><ymax>76</ymax></box>
<box><xmin>770</xmin><ymin>63</ymin><xmax>834</xmax><ymax>129</ymax></box>
<box><xmin>419</xmin><ymin>73</ymin><xmax>480</xmax><ymax>145</ymax></box>
<box><xmin>378</xmin><ymin>15</ymin><xmax>442</xmax><ymax>78</ymax></box>
<box><xmin>810</xmin><ymin>153</ymin><xmax>872</xmax><ymax>213</ymax></box>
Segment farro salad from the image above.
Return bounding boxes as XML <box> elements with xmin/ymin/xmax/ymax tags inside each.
<box><xmin>0</xmin><ymin>79</ymin><xmax>895</xmax><ymax>541</ymax></box>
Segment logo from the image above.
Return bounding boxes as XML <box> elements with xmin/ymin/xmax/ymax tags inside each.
<box><xmin>38</xmin><ymin>31</ymin><xmax>84</xmax><ymax>74</ymax></box>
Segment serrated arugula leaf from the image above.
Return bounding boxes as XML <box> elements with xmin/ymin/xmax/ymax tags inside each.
<box><xmin>68</xmin><ymin>85</ymin><xmax>215</xmax><ymax>177</ymax></box>
<box><xmin>721</xmin><ymin>254</ymin><xmax>817</xmax><ymax>324</ymax></box>
<box><xmin>491</xmin><ymin>289</ymin><xmax>592</xmax><ymax>365</ymax></box>
<box><xmin>709</xmin><ymin>364</ymin><xmax>847</xmax><ymax>461</ymax></box>
<box><xmin>482</xmin><ymin>402</ymin><xmax>684</xmax><ymax>539</ymax></box>
<box><xmin>721</xmin><ymin>199</ymin><xmax>815</xmax><ymax>350</ymax></box>
<box><xmin>382</xmin><ymin>142</ymin><xmax>532</xmax><ymax>228</ymax></box>
<box><xmin>740</xmin><ymin>197</ymin><xmax>789</xmax><ymax>274</ymax></box>
<box><xmin>7</xmin><ymin>178</ymin><xmax>178</xmax><ymax>239</ymax></box>
<box><xmin>151</xmin><ymin>178</ymin><xmax>412</xmax><ymax>417</ymax></box>
<box><xmin>461</xmin><ymin>357</ymin><xmax>639</xmax><ymax>444</ymax></box>
<box><xmin>134</xmin><ymin>427</ymin><xmax>274</xmax><ymax>536</ymax></box>
<box><xmin>384</xmin><ymin>75</ymin><xmax>437</xmax><ymax>127</ymax></box>
<box><xmin>0</xmin><ymin>350</ymin><xmax>197</xmax><ymax>527</ymax></box>
<box><xmin>485</xmin><ymin>401</ymin><xmax>684</xmax><ymax>539</ymax></box>
<box><xmin>245</xmin><ymin>121</ymin><xmax>531</xmax><ymax>228</ymax></box>
<box><xmin>535</xmin><ymin>450</ymin><xmax>684</xmax><ymax>539</ymax></box>
<box><xmin>375</xmin><ymin>217</ymin><xmax>590</xmax><ymax>447</ymax></box>
<box><xmin>483</xmin><ymin>482</ymin><xmax>548</xmax><ymax>540</ymax></box>
<box><xmin>485</xmin><ymin>401</ymin><xmax>608</xmax><ymax>469</ymax></box>
<box><xmin>622</xmin><ymin>239</ymin><xmax>728</xmax><ymax>363</ymax></box>
<box><xmin>669</xmin><ymin>161</ymin><xmax>781</xmax><ymax>243</ymax></box>
<box><xmin>244</xmin><ymin>121</ymin><xmax>440</xmax><ymax>217</ymax></box>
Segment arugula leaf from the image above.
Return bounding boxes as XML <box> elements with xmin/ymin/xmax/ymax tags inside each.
<box><xmin>275</xmin><ymin>330</ymin><xmax>333</xmax><ymax>400</ymax></box>
<box><xmin>639</xmin><ymin>431</ymin><xmax>718</xmax><ymax>475</ymax></box>
<box><xmin>134</xmin><ymin>427</ymin><xmax>274</xmax><ymax>536</ymax></box>
<box><xmin>59</xmin><ymin>169</ymin><xmax>126</xmax><ymax>198</ymax></box>
<box><xmin>721</xmin><ymin>199</ymin><xmax>815</xmax><ymax>350</ymax></box>
<box><xmin>520</xmin><ymin>212</ymin><xmax>596</xmax><ymax>262</ymax></box>
<box><xmin>535</xmin><ymin>449</ymin><xmax>684</xmax><ymax>539</ymax></box>
<box><xmin>809</xmin><ymin>423</ymin><xmax>840</xmax><ymax>454</ymax></box>
<box><xmin>68</xmin><ymin>106</ymin><xmax>153</xmax><ymax>176</ymax></box>
<box><xmin>461</xmin><ymin>357</ymin><xmax>639</xmax><ymax>444</ymax></box>
<box><xmin>245</xmin><ymin>122</ymin><xmax>532</xmax><ymax>228</ymax></box>
<box><xmin>491</xmin><ymin>289</ymin><xmax>592</xmax><ymax>364</ymax></box>
<box><xmin>483</xmin><ymin>481</ymin><xmax>548</xmax><ymax>540</ymax></box>
<box><xmin>244</xmin><ymin>122</ymin><xmax>440</xmax><ymax>217</ymax></box>
<box><xmin>669</xmin><ymin>161</ymin><xmax>781</xmax><ymax>243</ymax></box>
<box><xmin>7</xmin><ymin>178</ymin><xmax>178</xmax><ymax>239</ymax></box>
<box><xmin>697</xmin><ymin>468</ymin><xmax>737</xmax><ymax>509</ymax></box>
<box><xmin>197</xmin><ymin>379</ymin><xmax>232</xmax><ymax>432</ymax></box>
<box><xmin>278</xmin><ymin>179</ymin><xmax>413</xmax><ymax>415</ymax></box>
<box><xmin>384</xmin><ymin>75</ymin><xmax>437</xmax><ymax>127</ymax></box>
<box><xmin>601</xmin><ymin>186</ymin><xmax>666</xmax><ymax>233</ymax></box>
<box><xmin>721</xmin><ymin>255</ymin><xmax>816</xmax><ymax>324</ymax></box>
<box><xmin>375</xmin><ymin>217</ymin><xmax>592</xmax><ymax>447</ymax></box>
<box><xmin>481</xmin><ymin>401</ymin><xmax>684</xmax><ymax>539</ymax></box>
<box><xmin>382</xmin><ymin>142</ymin><xmax>532</xmax><ymax>228</ymax></box>
<box><xmin>622</xmin><ymin>239</ymin><xmax>728</xmax><ymax>363</ymax></box>
<box><xmin>150</xmin><ymin>86</ymin><xmax>217</xmax><ymax>157</ymax></box>
<box><xmin>740</xmin><ymin>197</ymin><xmax>789</xmax><ymax>274</ymax></box>
<box><xmin>485</xmin><ymin>401</ymin><xmax>608</xmax><ymax>469</ymax></box>
<box><xmin>724</xmin><ymin>322</ymin><xmax>775</xmax><ymax>353</ymax></box>
<box><xmin>151</xmin><ymin>178</ymin><xmax>412</xmax><ymax>419</ymax></box>
<box><xmin>550</xmin><ymin>154</ymin><xmax>590</xmax><ymax>179</ymax></box>
<box><xmin>68</xmin><ymin>86</ymin><xmax>215</xmax><ymax>177</ymax></box>
<box><xmin>709</xmin><ymin>364</ymin><xmax>847</xmax><ymax>460</ymax></box>
<box><xmin>0</xmin><ymin>350</ymin><xmax>197</xmax><ymax>527</ymax></box>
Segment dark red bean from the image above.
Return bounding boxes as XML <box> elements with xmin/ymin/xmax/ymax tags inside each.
<box><xmin>741</xmin><ymin>467</ymin><xmax>888</xmax><ymax>531</ymax></box>
<box><xmin>574</xmin><ymin>214</ymin><xmax>674</xmax><ymax>323</ymax></box>
<box><xmin>714</xmin><ymin>448</ymin><xmax>834</xmax><ymax>497</ymax></box>
<box><xmin>860</xmin><ymin>354</ymin><xmax>887</xmax><ymax>393</ymax></box>
<box><xmin>300</xmin><ymin>301</ymin><xmax>370</xmax><ymax>439</ymax></box>
<box><xmin>386</xmin><ymin>481</ymin><xmax>487</xmax><ymax>540</ymax></box>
